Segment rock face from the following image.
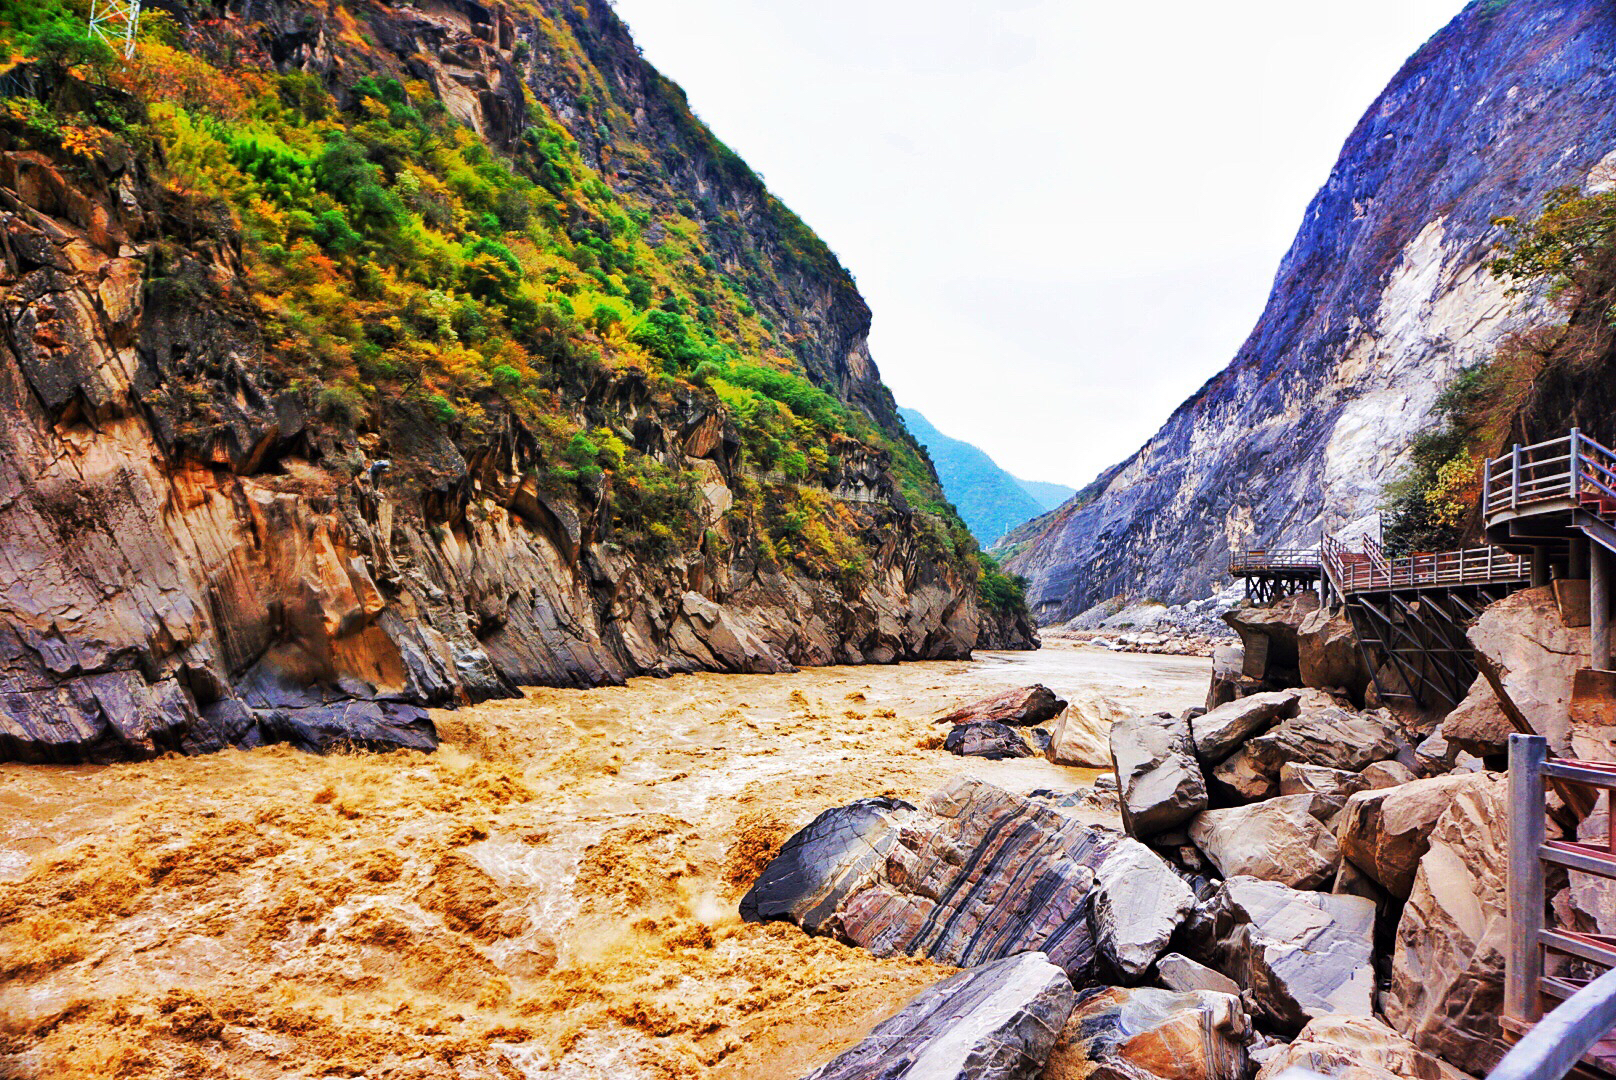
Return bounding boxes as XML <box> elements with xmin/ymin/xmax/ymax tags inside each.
<box><xmin>1045</xmin><ymin>987</ymin><xmax>1250</xmax><ymax>1080</ymax></box>
<box><xmin>938</xmin><ymin>685</ymin><xmax>1068</xmax><ymax>728</ymax></box>
<box><xmin>945</xmin><ymin>722</ymin><xmax>1034</xmax><ymax>760</ymax></box>
<box><xmin>742</xmin><ymin>778</ymin><xmax>1127</xmax><ymax>979</ymax></box>
<box><xmin>1000</xmin><ymin>0</ymin><xmax>1616</xmax><ymax>618</ymax></box>
<box><xmin>1091</xmin><ymin>838</ymin><xmax>1196</xmax><ymax>978</ymax></box>
<box><xmin>1298</xmin><ymin>606</ymin><xmax>1371</xmax><ymax>700</ymax></box>
<box><xmin>1111</xmin><ymin>712</ymin><xmax>1208</xmax><ymax>837</ymax></box>
<box><xmin>800</xmin><ymin>951</ymin><xmax>1077</xmax><ymax>1080</ymax></box>
<box><xmin>1254</xmin><ymin>1015</ymin><xmax>1469</xmax><ymax>1080</ymax></box>
<box><xmin>1337</xmin><ymin>773</ymin><xmax>1491</xmax><ymax>898</ymax></box>
<box><xmin>1190</xmin><ymin>691</ymin><xmax>1299</xmax><ymax>764</ymax></box>
<box><xmin>1188</xmin><ymin>796</ymin><xmax>1340</xmax><ymax>890</ymax></box>
<box><xmin>1385</xmin><ymin>772</ymin><xmax>1512</xmax><ymax>1073</ymax></box>
<box><xmin>1191</xmin><ymin>876</ymin><xmax>1376</xmax><ymax>1033</ymax></box>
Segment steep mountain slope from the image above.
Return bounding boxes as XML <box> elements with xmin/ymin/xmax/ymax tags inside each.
<box><xmin>898</xmin><ymin>407</ymin><xmax>1048</xmax><ymax>543</ymax></box>
<box><xmin>0</xmin><ymin>0</ymin><xmax>1031</xmax><ymax>762</ymax></box>
<box><xmin>1002</xmin><ymin>0</ymin><xmax>1616</xmax><ymax>624</ymax></box>
<box><xmin>1017</xmin><ymin>478</ymin><xmax>1076</xmax><ymax>514</ymax></box>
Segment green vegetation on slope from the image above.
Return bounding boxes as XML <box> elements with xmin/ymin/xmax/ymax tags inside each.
<box><xmin>0</xmin><ymin>0</ymin><xmax>1020</xmax><ymax>604</ymax></box>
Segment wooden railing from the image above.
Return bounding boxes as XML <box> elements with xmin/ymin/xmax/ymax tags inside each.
<box><xmin>1486</xmin><ymin>428</ymin><xmax>1616</xmax><ymax>520</ymax></box>
<box><xmin>1227</xmin><ymin>548</ymin><xmax>1320</xmax><ymax>575</ymax></box>
<box><xmin>1506</xmin><ymin>734</ymin><xmax>1616</xmax><ymax>1076</ymax></box>
<box><xmin>1320</xmin><ymin>530</ymin><xmax>1527</xmax><ymax>596</ymax></box>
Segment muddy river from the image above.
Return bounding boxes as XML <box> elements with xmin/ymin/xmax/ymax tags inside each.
<box><xmin>0</xmin><ymin>643</ymin><xmax>1207</xmax><ymax>1079</ymax></box>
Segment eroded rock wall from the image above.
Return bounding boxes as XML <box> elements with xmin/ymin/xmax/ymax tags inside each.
<box><xmin>1002</xmin><ymin>0</ymin><xmax>1616</xmax><ymax>621</ymax></box>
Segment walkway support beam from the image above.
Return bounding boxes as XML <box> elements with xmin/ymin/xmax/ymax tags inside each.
<box><xmin>1532</xmin><ymin>547</ymin><xmax>1550</xmax><ymax>589</ymax></box>
<box><xmin>1507</xmin><ymin>733</ymin><xmax>1548</xmax><ymax>1025</ymax></box>
<box><xmin>1594</xmin><ymin>543</ymin><xmax>1612</xmax><ymax>671</ymax></box>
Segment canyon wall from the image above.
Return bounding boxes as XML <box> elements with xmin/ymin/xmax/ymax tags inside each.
<box><xmin>1002</xmin><ymin>0</ymin><xmax>1616</xmax><ymax>623</ymax></box>
<box><xmin>0</xmin><ymin>0</ymin><xmax>1031</xmax><ymax>763</ymax></box>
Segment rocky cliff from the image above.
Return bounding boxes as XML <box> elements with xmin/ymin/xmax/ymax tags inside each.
<box><xmin>0</xmin><ymin>0</ymin><xmax>1031</xmax><ymax>763</ymax></box>
<box><xmin>1001</xmin><ymin>0</ymin><xmax>1616</xmax><ymax>623</ymax></box>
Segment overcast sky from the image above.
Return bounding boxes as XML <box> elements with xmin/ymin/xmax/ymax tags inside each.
<box><xmin>608</xmin><ymin>0</ymin><xmax>1465</xmax><ymax>488</ymax></box>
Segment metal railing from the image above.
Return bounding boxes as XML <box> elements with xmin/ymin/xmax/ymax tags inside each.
<box><xmin>1321</xmin><ymin>529</ymin><xmax>1527</xmax><ymax>596</ymax></box>
<box><xmin>1486</xmin><ymin>428</ymin><xmax>1616</xmax><ymax>520</ymax></box>
<box><xmin>1503</xmin><ymin>734</ymin><xmax>1616</xmax><ymax>1079</ymax></box>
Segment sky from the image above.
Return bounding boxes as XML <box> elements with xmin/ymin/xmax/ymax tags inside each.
<box><xmin>608</xmin><ymin>0</ymin><xmax>1465</xmax><ymax>488</ymax></box>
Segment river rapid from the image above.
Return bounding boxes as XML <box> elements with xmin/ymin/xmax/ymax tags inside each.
<box><xmin>0</xmin><ymin>643</ymin><xmax>1207</xmax><ymax>1080</ymax></box>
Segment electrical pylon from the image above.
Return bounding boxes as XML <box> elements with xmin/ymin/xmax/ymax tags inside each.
<box><xmin>88</xmin><ymin>0</ymin><xmax>140</xmax><ymax>59</ymax></box>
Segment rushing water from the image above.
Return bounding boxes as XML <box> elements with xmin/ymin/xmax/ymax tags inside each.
<box><xmin>0</xmin><ymin>643</ymin><xmax>1208</xmax><ymax>1080</ymax></box>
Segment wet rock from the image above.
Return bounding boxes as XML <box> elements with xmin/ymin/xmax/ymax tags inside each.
<box><xmin>1156</xmin><ymin>952</ymin><xmax>1241</xmax><ymax>997</ymax></box>
<box><xmin>739</xmin><ymin>798</ymin><xmax>917</xmax><ymax>931</ymax></box>
<box><xmin>1279</xmin><ymin>763</ymin><xmax>1367</xmax><ymax>799</ymax></box>
<box><xmin>1337</xmin><ymin>773</ymin><xmax>1493</xmax><ymax>898</ymax></box>
<box><xmin>944</xmin><ymin>721</ymin><xmax>1034</xmax><ymax>760</ymax></box>
<box><xmin>1190</xmin><ymin>876</ymin><xmax>1376</xmax><ymax>1033</ymax></box>
<box><xmin>1046</xmin><ymin>986</ymin><xmax>1250</xmax><ymax>1080</ymax></box>
<box><xmin>1112</xmin><ymin>712</ymin><xmax>1208</xmax><ymax>837</ymax></box>
<box><xmin>743</xmin><ymin>779</ymin><xmax>1122</xmax><ymax>979</ymax></box>
<box><xmin>936</xmin><ymin>684</ymin><xmax>1068</xmax><ymax>728</ymax></box>
<box><xmin>1190</xmin><ymin>691</ymin><xmax>1299</xmax><ymax>764</ymax></box>
<box><xmin>1255</xmin><ymin>1015</ymin><xmax>1470</xmax><ymax>1080</ymax></box>
<box><xmin>252</xmin><ymin>701</ymin><xmax>437</xmax><ymax>755</ymax></box>
<box><xmin>1245</xmin><ymin>706</ymin><xmax>1400</xmax><ymax>776</ymax></box>
<box><xmin>1385</xmin><ymin>772</ymin><xmax>1512</xmax><ymax>1073</ymax></box>
<box><xmin>1047</xmin><ymin>691</ymin><xmax>1124</xmax><ymax>767</ymax></box>
<box><xmin>1188</xmin><ymin>795</ymin><xmax>1340</xmax><ymax>889</ymax></box>
<box><xmin>1029</xmin><ymin>728</ymin><xmax>1054</xmax><ymax>755</ymax></box>
<box><xmin>800</xmin><ymin>951</ymin><xmax>1076</xmax><ymax>1080</ymax></box>
<box><xmin>1092</xmin><ymin>838</ymin><xmax>1196</xmax><ymax>978</ymax></box>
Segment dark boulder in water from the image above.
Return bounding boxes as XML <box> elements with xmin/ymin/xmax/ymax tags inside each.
<box><xmin>944</xmin><ymin>721</ymin><xmax>1035</xmax><ymax>760</ymax></box>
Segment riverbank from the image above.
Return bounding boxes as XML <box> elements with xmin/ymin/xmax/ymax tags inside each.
<box><xmin>0</xmin><ymin>644</ymin><xmax>1205</xmax><ymax>1079</ymax></box>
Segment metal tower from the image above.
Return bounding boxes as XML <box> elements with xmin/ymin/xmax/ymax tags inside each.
<box><xmin>88</xmin><ymin>0</ymin><xmax>140</xmax><ymax>59</ymax></box>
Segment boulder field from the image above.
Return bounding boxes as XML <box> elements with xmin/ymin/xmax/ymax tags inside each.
<box><xmin>754</xmin><ymin>582</ymin><xmax>1600</xmax><ymax>1079</ymax></box>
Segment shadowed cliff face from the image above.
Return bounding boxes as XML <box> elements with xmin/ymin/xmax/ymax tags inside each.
<box><xmin>1001</xmin><ymin>0</ymin><xmax>1616</xmax><ymax>624</ymax></box>
<box><xmin>0</xmin><ymin>0</ymin><xmax>1031</xmax><ymax>763</ymax></box>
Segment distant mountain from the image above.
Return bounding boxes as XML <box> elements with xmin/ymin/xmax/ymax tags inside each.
<box><xmin>1016</xmin><ymin>478</ymin><xmax>1076</xmax><ymax>513</ymax></box>
<box><xmin>899</xmin><ymin>408</ymin><xmax>1068</xmax><ymax>543</ymax></box>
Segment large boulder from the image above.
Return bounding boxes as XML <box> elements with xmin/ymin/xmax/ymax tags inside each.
<box><xmin>743</xmin><ymin>778</ymin><xmax>1122</xmax><ymax>979</ymax></box>
<box><xmin>944</xmin><ymin>721</ymin><xmax>1034</xmax><ymax>760</ymax></box>
<box><xmin>1092</xmin><ymin>838</ymin><xmax>1196</xmax><ymax>978</ymax></box>
<box><xmin>937</xmin><ymin>684</ymin><xmax>1069</xmax><ymax>728</ymax></box>
<box><xmin>1245</xmin><ymin>706</ymin><xmax>1401</xmax><ymax>776</ymax></box>
<box><xmin>1413</xmin><ymin>722</ymin><xmax>1482</xmax><ymax>776</ymax></box>
<box><xmin>1188</xmin><ymin>796</ymin><xmax>1340</xmax><ymax>889</ymax></box>
<box><xmin>1254</xmin><ymin>1015</ymin><xmax>1470</xmax><ymax>1080</ymax></box>
<box><xmin>1210</xmin><ymin>748</ymin><xmax>1277</xmax><ymax>801</ymax></box>
<box><xmin>1337</xmin><ymin>773</ymin><xmax>1494</xmax><ymax>898</ymax></box>
<box><xmin>1206</xmin><ymin>644</ymin><xmax>1250</xmax><ymax>711</ymax></box>
<box><xmin>1047</xmin><ymin>690</ymin><xmax>1125</xmax><ymax>767</ymax></box>
<box><xmin>1190</xmin><ymin>876</ymin><xmax>1376</xmax><ymax>1034</ymax></box>
<box><xmin>800</xmin><ymin>951</ymin><xmax>1077</xmax><ymax>1080</ymax></box>
<box><xmin>1442</xmin><ymin>675</ymin><xmax>1514</xmax><ymax>758</ymax></box>
<box><xmin>1297</xmin><ymin>606</ymin><xmax>1371</xmax><ymax>700</ymax></box>
<box><xmin>1112</xmin><ymin>712</ymin><xmax>1208</xmax><ymax>837</ymax></box>
<box><xmin>1460</xmin><ymin>586</ymin><xmax>1587</xmax><ymax>754</ymax></box>
<box><xmin>1043</xmin><ymin>986</ymin><xmax>1250</xmax><ymax>1080</ymax></box>
<box><xmin>1384</xmin><ymin>773</ymin><xmax>1512</xmax><ymax>1074</ymax></box>
<box><xmin>252</xmin><ymin>701</ymin><xmax>438</xmax><ymax>755</ymax></box>
<box><xmin>1224</xmin><ymin>592</ymin><xmax>1319</xmax><ymax>686</ymax></box>
<box><xmin>1190</xmin><ymin>691</ymin><xmax>1299</xmax><ymax>764</ymax></box>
